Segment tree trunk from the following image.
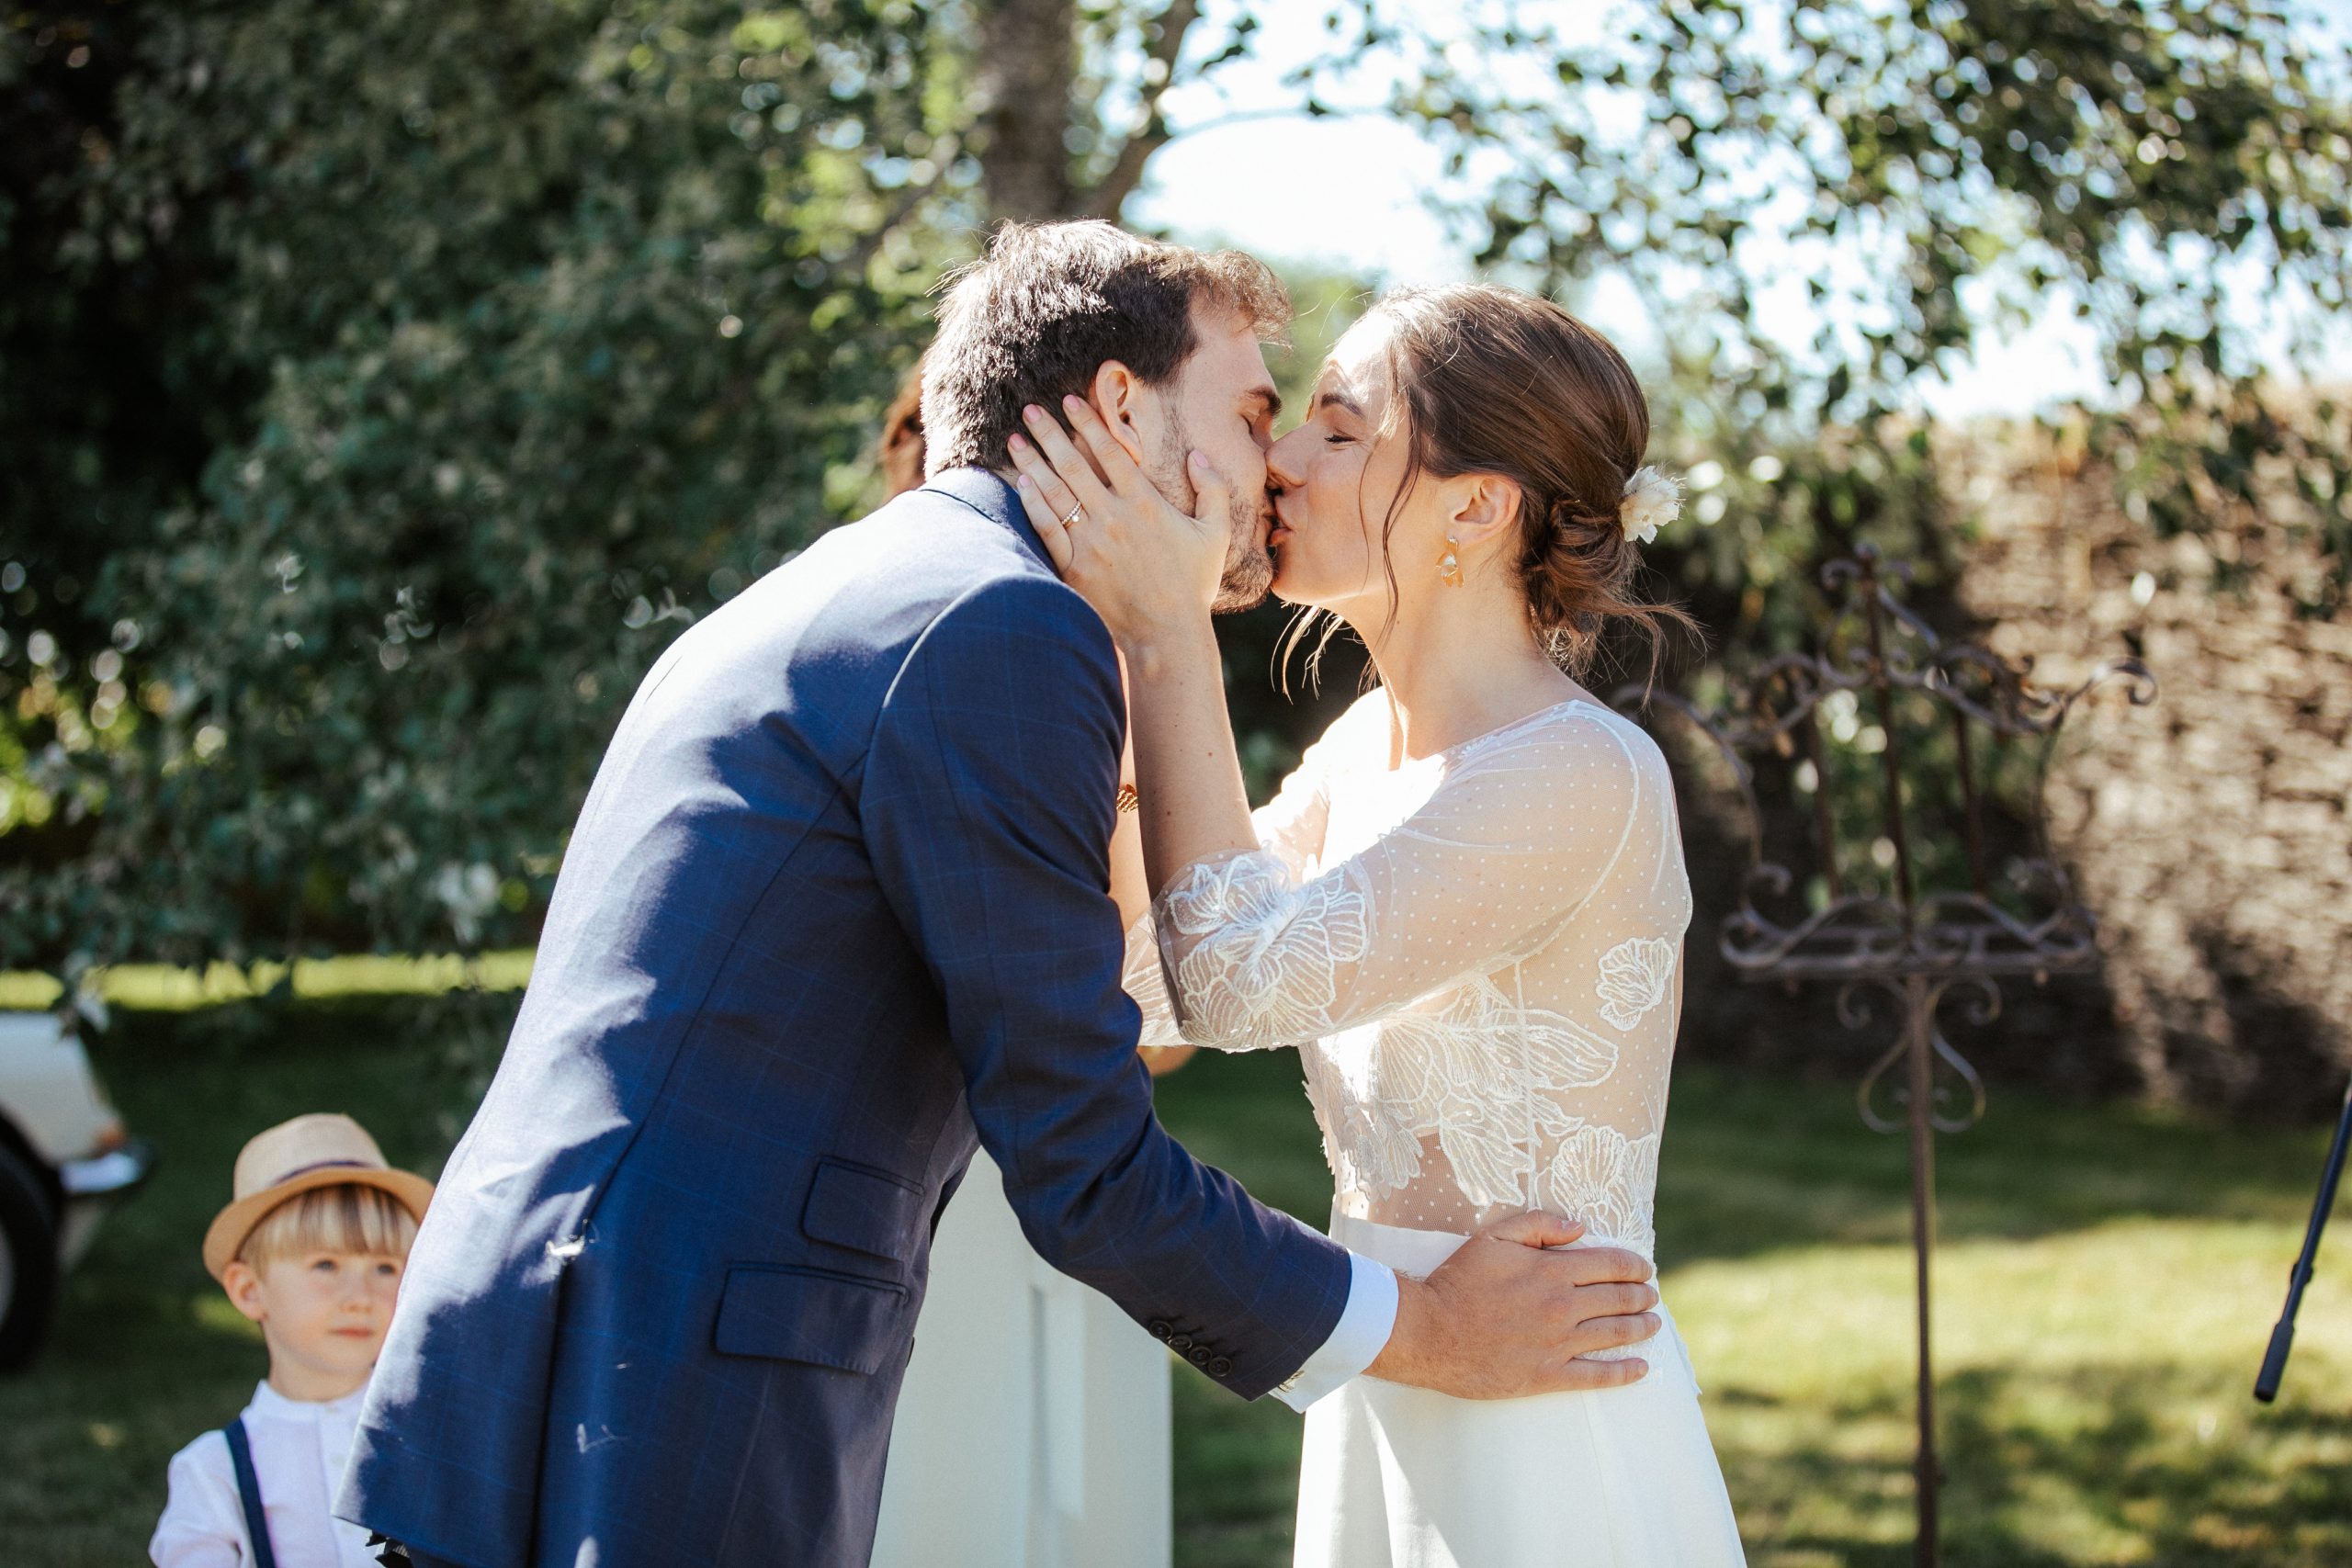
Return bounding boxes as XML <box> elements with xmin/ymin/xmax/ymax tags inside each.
<box><xmin>1080</xmin><ymin>0</ymin><xmax>1197</xmax><ymax>220</ymax></box>
<box><xmin>975</xmin><ymin>0</ymin><xmax>1078</xmax><ymax>220</ymax></box>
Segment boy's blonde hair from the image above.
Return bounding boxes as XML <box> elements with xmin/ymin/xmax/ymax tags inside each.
<box><xmin>236</xmin><ymin>1181</ymin><xmax>420</xmax><ymax>1269</ymax></box>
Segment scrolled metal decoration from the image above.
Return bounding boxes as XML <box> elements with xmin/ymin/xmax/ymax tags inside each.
<box><xmin>1613</xmin><ymin>545</ymin><xmax>2154</xmax><ymax>1568</ymax></box>
<box><xmin>1842</xmin><ymin>976</ymin><xmax>1995</xmax><ymax>1137</ymax></box>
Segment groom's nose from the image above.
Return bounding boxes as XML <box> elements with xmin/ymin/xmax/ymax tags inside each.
<box><xmin>1266</xmin><ymin>429</ymin><xmax>1307</xmax><ymax>491</ymax></box>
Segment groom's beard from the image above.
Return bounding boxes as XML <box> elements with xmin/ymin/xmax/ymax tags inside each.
<box><xmin>1153</xmin><ymin>419</ymin><xmax>1275</xmax><ymax>614</ymax></box>
<box><xmin>1211</xmin><ymin>490</ymin><xmax>1277</xmax><ymax>614</ymax></box>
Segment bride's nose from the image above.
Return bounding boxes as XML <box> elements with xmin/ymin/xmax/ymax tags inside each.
<box><xmin>1266</xmin><ymin>427</ymin><xmax>1309</xmax><ymax>491</ymax></box>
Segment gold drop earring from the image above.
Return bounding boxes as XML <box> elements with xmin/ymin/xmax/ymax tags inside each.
<box><xmin>1438</xmin><ymin>536</ymin><xmax>1464</xmax><ymax>588</ymax></box>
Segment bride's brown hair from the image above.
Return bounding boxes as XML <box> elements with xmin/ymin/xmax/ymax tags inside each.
<box><xmin>1351</xmin><ymin>284</ymin><xmax>1697</xmax><ymax>680</ymax></box>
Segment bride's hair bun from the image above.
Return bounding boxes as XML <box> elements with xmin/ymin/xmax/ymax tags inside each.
<box><xmin>1370</xmin><ymin>285</ymin><xmax>1697</xmax><ymax>676</ymax></box>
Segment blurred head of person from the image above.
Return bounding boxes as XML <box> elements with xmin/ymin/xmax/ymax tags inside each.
<box><xmin>877</xmin><ymin>360</ymin><xmax>928</xmax><ymax>501</ymax></box>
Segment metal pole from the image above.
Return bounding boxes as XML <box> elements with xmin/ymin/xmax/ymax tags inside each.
<box><xmin>1628</xmin><ymin>551</ymin><xmax>2153</xmax><ymax>1566</ymax></box>
<box><xmin>2255</xmin><ymin>1073</ymin><xmax>2352</xmax><ymax>1402</ymax></box>
<box><xmin>1905</xmin><ymin>974</ymin><xmax>1939</xmax><ymax>1567</ymax></box>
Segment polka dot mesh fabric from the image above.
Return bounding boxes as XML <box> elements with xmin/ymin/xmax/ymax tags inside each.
<box><xmin>1125</xmin><ymin>694</ymin><xmax>1693</xmax><ymax>1262</ymax></box>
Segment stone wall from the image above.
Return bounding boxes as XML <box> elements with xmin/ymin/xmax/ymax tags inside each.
<box><xmin>1946</xmin><ymin>418</ymin><xmax>2352</xmax><ymax>1111</ymax></box>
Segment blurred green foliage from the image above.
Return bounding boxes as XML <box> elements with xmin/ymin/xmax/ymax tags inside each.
<box><xmin>3</xmin><ymin>0</ymin><xmax>2346</xmax><ymax>993</ymax></box>
<box><xmin>1383</xmin><ymin>0</ymin><xmax>2352</xmax><ymax>638</ymax></box>
<box><xmin>1</xmin><ymin>0</ymin><xmax>966</xmax><ymax>971</ymax></box>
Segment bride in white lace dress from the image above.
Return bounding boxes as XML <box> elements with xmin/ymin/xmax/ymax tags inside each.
<box><xmin>1008</xmin><ymin>281</ymin><xmax>1744</xmax><ymax>1566</ymax></box>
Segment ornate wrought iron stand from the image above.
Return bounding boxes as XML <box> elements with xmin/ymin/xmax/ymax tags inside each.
<box><xmin>1618</xmin><ymin>547</ymin><xmax>2154</xmax><ymax>1566</ymax></box>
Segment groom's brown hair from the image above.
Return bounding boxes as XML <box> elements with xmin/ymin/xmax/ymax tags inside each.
<box><xmin>920</xmin><ymin>220</ymin><xmax>1287</xmax><ymax>478</ymax></box>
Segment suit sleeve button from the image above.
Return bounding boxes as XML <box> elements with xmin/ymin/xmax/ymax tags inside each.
<box><xmin>1186</xmin><ymin>1346</ymin><xmax>1211</xmax><ymax>1366</ymax></box>
<box><xmin>1208</xmin><ymin>1356</ymin><xmax>1234</xmax><ymax>1378</ymax></box>
<box><xmin>1147</xmin><ymin>1320</ymin><xmax>1172</xmax><ymax>1341</ymax></box>
<box><xmin>1166</xmin><ymin>1334</ymin><xmax>1193</xmax><ymax>1352</ymax></box>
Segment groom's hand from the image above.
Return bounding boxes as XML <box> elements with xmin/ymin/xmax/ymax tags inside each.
<box><xmin>1363</xmin><ymin>1211</ymin><xmax>1660</xmax><ymax>1399</ymax></box>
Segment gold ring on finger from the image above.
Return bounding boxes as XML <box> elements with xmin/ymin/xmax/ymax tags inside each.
<box><xmin>1060</xmin><ymin>502</ymin><xmax>1085</xmax><ymax>527</ymax></box>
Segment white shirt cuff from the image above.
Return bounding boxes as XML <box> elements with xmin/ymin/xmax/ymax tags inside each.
<box><xmin>1270</xmin><ymin>1251</ymin><xmax>1397</xmax><ymax>1411</ymax></box>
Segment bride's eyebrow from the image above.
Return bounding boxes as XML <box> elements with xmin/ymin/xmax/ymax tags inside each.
<box><xmin>1315</xmin><ymin>388</ymin><xmax>1365</xmax><ymax>418</ymax></box>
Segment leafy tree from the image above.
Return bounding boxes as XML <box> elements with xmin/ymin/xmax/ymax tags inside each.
<box><xmin>1390</xmin><ymin>0</ymin><xmax>2348</xmax><ymax>632</ymax></box>
<box><xmin>4</xmin><ymin>0</ymin><xmax>2346</xmax><ymax>1037</ymax></box>
<box><xmin>949</xmin><ymin>0</ymin><xmax>2348</xmax><ymax>762</ymax></box>
<box><xmin>1</xmin><ymin>0</ymin><xmax>962</xmax><ymax>973</ymax></box>
<box><xmin>1330</xmin><ymin>0</ymin><xmax>2352</xmax><ymax>1102</ymax></box>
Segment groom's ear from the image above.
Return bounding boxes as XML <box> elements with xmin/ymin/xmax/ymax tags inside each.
<box><xmin>1448</xmin><ymin>474</ymin><xmax>1524</xmax><ymax>555</ymax></box>
<box><xmin>1085</xmin><ymin>358</ymin><xmax>1156</xmax><ymax>468</ymax></box>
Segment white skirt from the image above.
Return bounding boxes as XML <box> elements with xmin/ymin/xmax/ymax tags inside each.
<box><xmin>1294</xmin><ymin>1214</ymin><xmax>1746</xmax><ymax>1568</ymax></box>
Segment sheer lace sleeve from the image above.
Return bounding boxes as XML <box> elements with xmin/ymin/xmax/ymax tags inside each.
<box><xmin>1248</xmin><ymin>720</ymin><xmax>1338</xmax><ymax>883</ymax></box>
<box><xmin>1124</xmin><ymin>911</ymin><xmax>1187</xmax><ymax>1049</ymax></box>
<box><xmin>1122</xmin><ymin>727</ymin><xmax>1340</xmax><ymax>1051</ymax></box>
<box><xmin>1151</xmin><ymin>709</ymin><xmax>1658</xmax><ymax>1052</ymax></box>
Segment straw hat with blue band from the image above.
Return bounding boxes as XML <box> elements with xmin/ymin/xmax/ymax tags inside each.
<box><xmin>200</xmin><ymin>1112</ymin><xmax>435</xmax><ymax>1281</ymax></box>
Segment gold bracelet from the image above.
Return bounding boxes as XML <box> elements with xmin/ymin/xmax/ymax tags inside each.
<box><xmin>1114</xmin><ymin>783</ymin><xmax>1141</xmax><ymax>815</ymax></box>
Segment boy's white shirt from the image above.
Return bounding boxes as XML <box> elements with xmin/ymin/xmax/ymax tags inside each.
<box><xmin>150</xmin><ymin>1380</ymin><xmax>380</xmax><ymax>1568</ymax></box>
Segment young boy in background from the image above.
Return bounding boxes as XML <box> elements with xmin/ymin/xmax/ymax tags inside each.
<box><xmin>151</xmin><ymin>1114</ymin><xmax>433</xmax><ymax>1568</ymax></box>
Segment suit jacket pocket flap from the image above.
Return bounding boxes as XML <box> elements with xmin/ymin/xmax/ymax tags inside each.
<box><xmin>713</xmin><ymin>1265</ymin><xmax>908</xmax><ymax>1374</ymax></box>
<box><xmin>801</xmin><ymin>1157</ymin><xmax>925</xmax><ymax>1261</ymax></box>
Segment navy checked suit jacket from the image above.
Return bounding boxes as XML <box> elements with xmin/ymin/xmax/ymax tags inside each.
<box><xmin>338</xmin><ymin>469</ymin><xmax>1354</xmax><ymax>1568</ymax></box>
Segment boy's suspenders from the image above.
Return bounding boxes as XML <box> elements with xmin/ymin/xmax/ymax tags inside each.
<box><xmin>220</xmin><ymin>1418</ymin><xmax>281</xmax><ymax>1568</ymax></box>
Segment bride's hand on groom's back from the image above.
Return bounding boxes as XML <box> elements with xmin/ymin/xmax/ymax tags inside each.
<box><xmin>1366</xmin><ymin>1210</ymin><xmax>1661</xmax><ymax>1400</ymax></box>
<box><xmin>1007</xmin><ymin>396</ymin><xmax>1229</xmax><ymax>649</ymax></box>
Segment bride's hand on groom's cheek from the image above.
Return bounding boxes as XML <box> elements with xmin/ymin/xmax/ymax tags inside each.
<box><xmin>1367</xmin><ymin>1209</ymin><xmax>1661</xmax><ymax>1401</ymax></box>
<box><xmin>1007</xmin><ymin>399</ymin><xmax>1228</xmax><ymax>646</ymax></box>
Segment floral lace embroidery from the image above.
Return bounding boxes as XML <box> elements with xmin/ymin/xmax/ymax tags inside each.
<box><xmin>1301</xmin><ymin>1012</ymin><xmax>1661</xmax><ymax>1258</ymax></box>
<box><xmin>1542</xmin><ymin>1122</ymin><xmax>1662</xmax><ymax>1359</ymax></box>
<box><xmin>1129</xmin><ymin>697</ymin><xmax>1690</xmax><ymax>1263</ymax></box>
<box><xmin>1157</xmin><ymin>852</ymin><xmax>1374</xmax><ymax>1047</ymax></box>
<box><xmin>1300</xmin><ymin>1036</ymin><xmax>1425</xmax><ymax>1212</ymax></box>
<box><xmin>1541</xmin><ymin>1122</ymin><xmax>1659</xmax><ymax>1255</ymax></box>
<box><xmin>1317</xmin><ymin>976</ymin><xmax>1623</xmax><ymax>1209</ymax></box>
<box><xmin>1122</xmin><ymin>912</ymin><xmax>1186</xmax><ymax>1052</ymax></box>
<box><xmin>1596</xmin><ymin>935</ymin><xmax>1677</xmax><ymax>1032</ymax></box>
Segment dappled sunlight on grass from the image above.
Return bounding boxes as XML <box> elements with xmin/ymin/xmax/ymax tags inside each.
<box><xmin>1155</xmin><ymin>1050</ymin><xmax>2352</xmax><ymax>1566</ymax></box>
<box><xmin>4</xmin><ymin>981</ymin><xmax>2345</xmax><ymax>1565</ymax></box>
<box><xmin>1672</xmin><ymin>1225</ymin><xmax>2352</xmax><ymax>1565</ymax></box>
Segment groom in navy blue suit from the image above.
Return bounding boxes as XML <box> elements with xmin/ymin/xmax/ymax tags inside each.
<box><xmin>342</xmin><ymin>221</ymin><xmax>1658</xmax><ymax>1568</ymax></box>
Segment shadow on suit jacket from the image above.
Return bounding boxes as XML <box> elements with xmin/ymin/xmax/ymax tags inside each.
<box><xmin>336</xmin><ymin>468</ymin><xmax>1352</xmax><ymax>1568</ymax></box>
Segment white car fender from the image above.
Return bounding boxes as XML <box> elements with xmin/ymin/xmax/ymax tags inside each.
<box><xmin>0</xmin><ymin>1011</ymin><xmax>119</xmax><ymax>1168</ymax></box>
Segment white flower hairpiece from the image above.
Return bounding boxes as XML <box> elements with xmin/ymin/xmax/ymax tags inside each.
<box><xmin>1618</xmin><ymin>466</ymin><xmax>1681</xmax><ymax>545</ymax></box>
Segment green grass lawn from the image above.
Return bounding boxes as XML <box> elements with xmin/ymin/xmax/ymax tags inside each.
<box><xmin>5</xmin><ymin>984</ymin><xmax>2347</xmax><ymax>1566</ymax></box>
<box><xmin>1157</xmin><ymin>1052</ymin><xmax>2352</xmax><ymax>1568</ymax></box>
